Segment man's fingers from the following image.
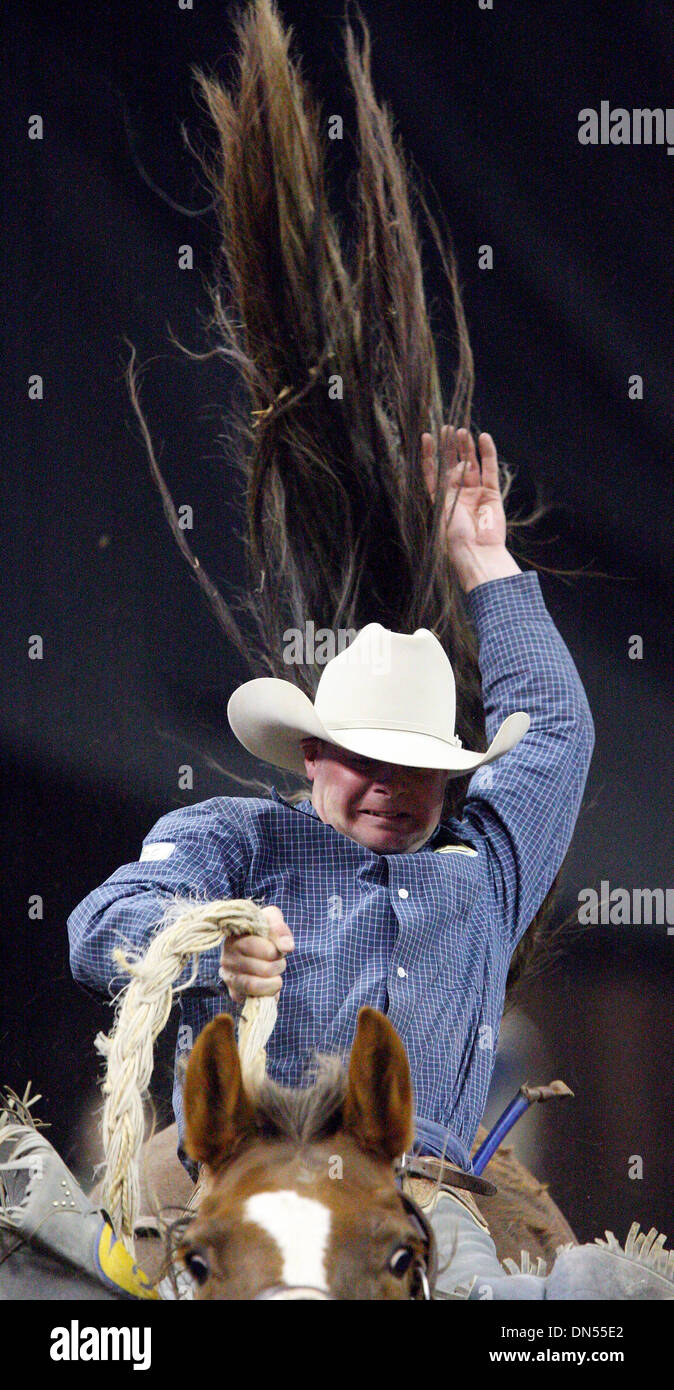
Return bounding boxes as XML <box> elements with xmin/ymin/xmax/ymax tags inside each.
<box><xmin>260</xmin><ymin>906</ymin><xmax>295</xmax><ymax>952</ymax></box>
<box><xmin>235</xmin><ymin>972</ymin><xmax>284</xmax><ymax>997</ymax></box>
<box><xmin>268</xmin><ymin>924</ymin><xmax>294</xmax><ymax>952</ymax></box>
<box><xmin>451</xmin><ymin>428</ymin><xmax>480</xmax><ymax>485</ymax></box>
<box><xmin>259</xmin><ymin>905</ymin><xmax>286</xmax><ymax>926</ymax></box>
<box><xmin>225</xmin><ymin>935</ymin><xmax>283</xmax><ymax>963</ymax></box>
<box><xmin>477</xmin><ymin>432</ymin><xmax>500</xmax><ymax>491</ymax></box>
<box><xmin>222</xmin><ymin>971</ymin><xmax>284</xmax><ymax>1001</ymax></box>
<box><xmin>440</xmin><ymin>423</ymin><xmax>457</xmax><ymax>473</ymax></box>
<box><xmin>221</xmin><ymin>946</ymin><xmax>287</xmax><ymax>978</ymax></box>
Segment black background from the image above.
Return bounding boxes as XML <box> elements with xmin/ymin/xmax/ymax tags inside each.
<box><xmin>3</xmin><ymin>0</ymin><xmax>673</xmax><ymax>1244</ymax></box>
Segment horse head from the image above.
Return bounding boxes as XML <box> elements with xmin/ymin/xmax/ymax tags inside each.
<box><xmin>178</xmin><ymin>1006</ymin><xmax>434</xmax><ymax>1299</ymax></box>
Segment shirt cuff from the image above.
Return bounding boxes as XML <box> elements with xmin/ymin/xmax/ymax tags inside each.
<box><xmin>462</xmin><ymin>568</ymin><xmax>548</xmax><ymax>633</ymax></box>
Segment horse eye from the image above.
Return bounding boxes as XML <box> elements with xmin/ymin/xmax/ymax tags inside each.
<box><xmin>183</xmin><ymin>1249</ymin><xmax>210</xmax><ymax>1285</ymax></box>
<box><xmin>389</xmin><ymin>1245</ymin><xmax>415</xmax><ymax>1277</ymax></box>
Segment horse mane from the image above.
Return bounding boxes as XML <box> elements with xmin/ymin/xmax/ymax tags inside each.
<box><xmin>251</xmin><ymin>1054</ymin><xmax>348</xmax><ymax>1146</ymax></box>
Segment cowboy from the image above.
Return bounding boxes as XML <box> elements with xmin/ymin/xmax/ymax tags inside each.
<box><xmin>68</xmin><ymin>427</ymin><xmax>597</xmax><ymax>1296</ymax></box>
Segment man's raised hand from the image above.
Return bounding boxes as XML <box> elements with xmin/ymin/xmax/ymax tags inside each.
<box><xmin>421</xmin><ymin>426</ymin><xmax>521</xmax><ymax>593</ymax></box>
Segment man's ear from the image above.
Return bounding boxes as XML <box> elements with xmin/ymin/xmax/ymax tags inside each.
<box><xmin>301</xmin><ymin>736</ymin><xmax>321</xmax><ymax>777</ymax></box>
<box><xmin>182</xmin><ymin>1015</ymin><xmax>256</xmax><ymax>1171</ymax></box>
<box><xmin>343</xmin><ymin>1007</ymin><xmax>414</xmax><ymax>1161</ymax></box>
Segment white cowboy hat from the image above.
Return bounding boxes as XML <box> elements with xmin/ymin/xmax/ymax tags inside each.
<box><xmin>227</xmin><ymin>622</ymin><xmax>530</xmax><ymax>778</ymax></box>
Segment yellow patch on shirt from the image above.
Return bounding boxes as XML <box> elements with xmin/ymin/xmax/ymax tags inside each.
<box><xmin>434</xmin><ymin>843</ymin><xmax>478</xmax><ymax>857</ymax></box>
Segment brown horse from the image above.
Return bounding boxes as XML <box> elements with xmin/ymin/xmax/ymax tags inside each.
<box><xmin>96</xmin><ymin>994</ymin><xmax>575</xmax><ymax>1298</ymax></box>
<box><xmin>176</xmin><ymin>1006</ymin><xmax>437</xmax><ymax>1299</ymax></box>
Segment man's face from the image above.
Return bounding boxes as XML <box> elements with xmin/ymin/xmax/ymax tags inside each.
<box><xmin>301</xmin><ymin>738</ymin><xmax>449</xmax><ymax>854</ymax></box>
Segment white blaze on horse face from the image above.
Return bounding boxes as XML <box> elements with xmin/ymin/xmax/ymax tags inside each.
<box><xmin>243</xmin><ymin>1190</ymin><xmax>332</xmax><ymax>1291</ymax></box>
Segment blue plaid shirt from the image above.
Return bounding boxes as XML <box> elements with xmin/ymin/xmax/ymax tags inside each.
<box><xmin>68</xmin><ymin>572</ymin><xmax>594</xmax><ymax>1172</ymax></box>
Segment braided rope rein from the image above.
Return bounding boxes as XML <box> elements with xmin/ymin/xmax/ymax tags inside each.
<box><xmin>94</xmin><ymin>897</ymin><xmax>276</xmax><ymax>1257</ymax></box>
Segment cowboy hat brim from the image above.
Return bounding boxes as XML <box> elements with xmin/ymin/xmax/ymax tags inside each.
<box><xmin>227</xmin><ymin>678</ymin><xmax>530</xmax><ymax>779</ymax></box>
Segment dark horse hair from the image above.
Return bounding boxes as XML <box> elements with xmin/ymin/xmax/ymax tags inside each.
<box><xmin>127</xmin><ymin>0</ymin><xmax>571</xmax><ymax>1000</ymax></box>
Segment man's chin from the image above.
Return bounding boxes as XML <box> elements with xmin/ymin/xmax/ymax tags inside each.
<box><xmin>350</xmin><ymin>812</ymin><xmax>420</xmax><ymax>852</ymax></box>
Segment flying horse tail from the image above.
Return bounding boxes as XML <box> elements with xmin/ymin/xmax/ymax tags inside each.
<box><xmin>126</xmin><ymin>0</ymin><xmax>564</xmax><ymax>1000</ymax></box>
<box><xmin>94</xmin><ymin>896</ymin><xmax>277</xmax><ymax>1257</ymax></box>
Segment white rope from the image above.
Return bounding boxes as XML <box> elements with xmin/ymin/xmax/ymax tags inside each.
<box><xmin>94</xmin><ymin>897</ymin><xmax>277</xmax><ymax>1256</ymax></box>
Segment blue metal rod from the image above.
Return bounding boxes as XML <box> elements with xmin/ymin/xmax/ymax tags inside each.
<box><xmin>472</xmin><ymin>1092</ymin><xmax>530</xmax><ymax>1175</ymax></box>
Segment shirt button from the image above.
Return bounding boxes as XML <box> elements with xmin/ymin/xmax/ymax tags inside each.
<box><xmin>397</xmin><ymin>966</ymin><xmax>407</xmax><ymax>978</ymax></box>
<box><xmin>398</xmin><ymin>887</ymin><xmax>409</xmax><ymax>899</ymax></box>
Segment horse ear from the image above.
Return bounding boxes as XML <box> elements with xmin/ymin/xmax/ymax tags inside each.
<box><xmin>343</xmin><ymin>1007</ymin><xmax>414</xmax><ymax>1161</ymax></box>
<box><xmin>183</xmin><ymin>1014</ymin><xmax>256</xmax><ymax>1170</ymax></box>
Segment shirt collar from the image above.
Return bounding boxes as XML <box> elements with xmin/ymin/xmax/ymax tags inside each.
<box><xmin>270</xmin><ymin>786</ymin><xmax>449</xmax><ymax>852</ymax></box>
<box><xmin>271</xmin><ymin>786</ymin><xmax>316</xmax><ymax>817</ymax></box>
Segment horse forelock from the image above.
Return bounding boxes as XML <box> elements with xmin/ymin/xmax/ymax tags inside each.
<box><xmin>250</xmin><ymin>1054</ymin><xmax>348</xmax><ymax>1147</ymax></box>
